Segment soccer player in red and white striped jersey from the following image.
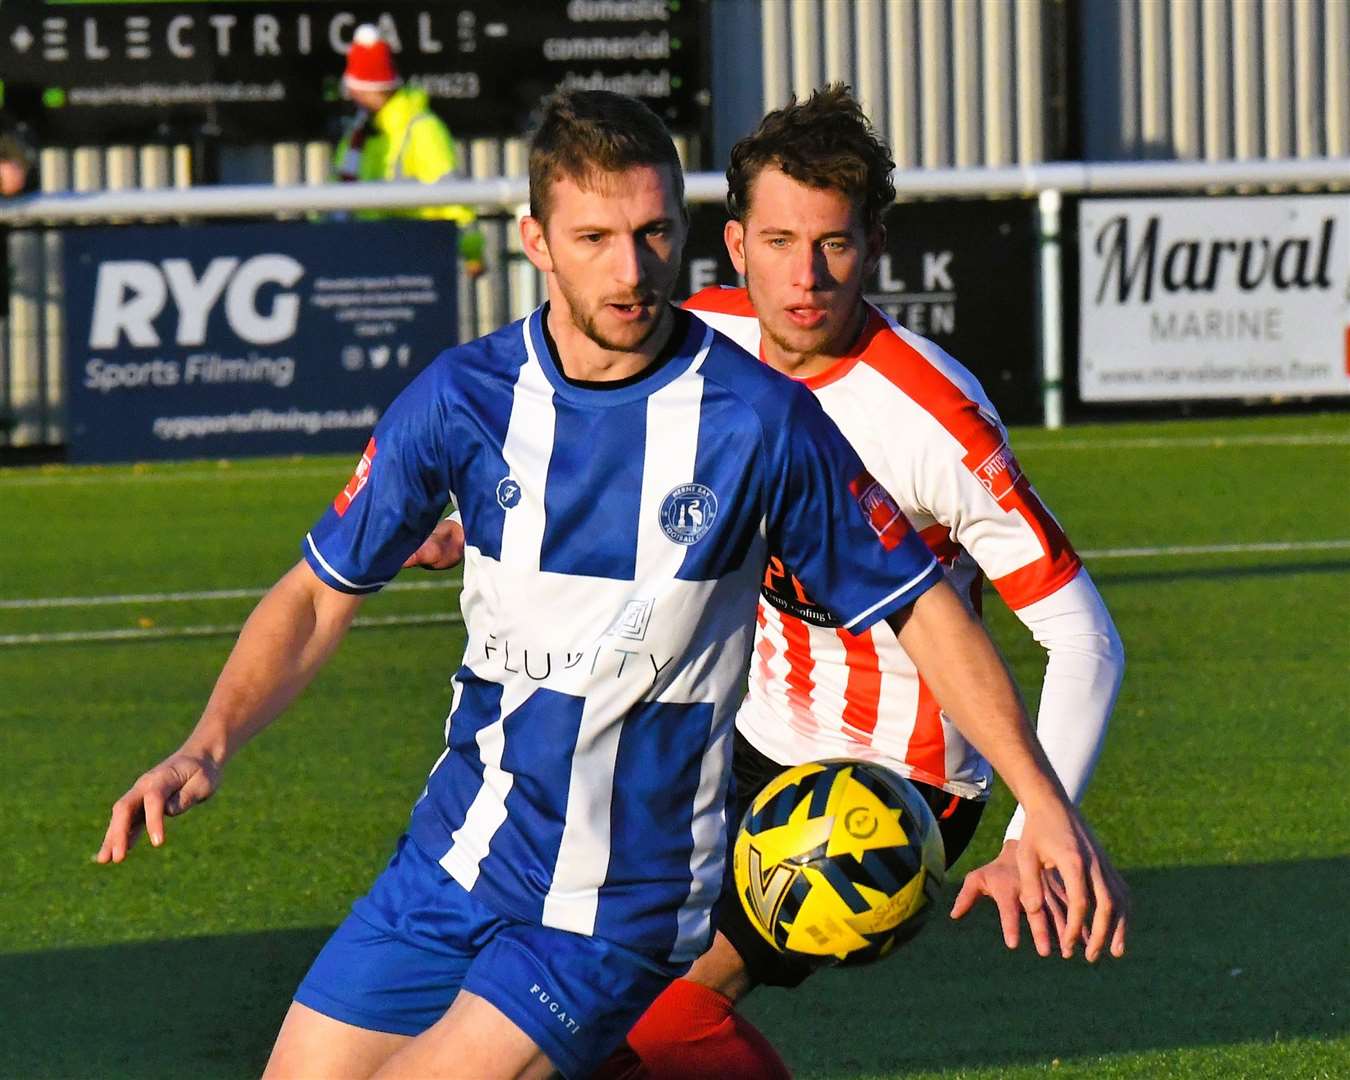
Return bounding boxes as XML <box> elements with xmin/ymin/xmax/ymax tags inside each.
<box><xmin>608</xmin><ymin>86</ymin><xmax>1128</xmax><ymax>1079</ymax></box>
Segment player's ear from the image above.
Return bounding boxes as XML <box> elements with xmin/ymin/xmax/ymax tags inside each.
<box><xmin>724</xmin><ymin>218</ymin><xmax>748</xmax><ymax>276</ymax></box>
<box><xmin>668</xmin><ymin>204</ymin><xmax>691</xmax><ymax>264</ymax></box>
<box><xmin>864</xmin><ymin>223</ymin><xmax>885</xmax><ymax>276</ymax></box>
<box><xmin>520</xmin><ymin>215</ymin><xmax>554</xmax><ymax>273</ymax></box>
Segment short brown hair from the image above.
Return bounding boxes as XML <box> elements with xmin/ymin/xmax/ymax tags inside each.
<box><xmin>726</xmin><ymin>84</ymin><xmax>895</xmax><ymax>232</ymax></box>
<box><xmin>528</xmin><ymin>89</ymin><xmax>684</xmax><ymax>221</ymax></box>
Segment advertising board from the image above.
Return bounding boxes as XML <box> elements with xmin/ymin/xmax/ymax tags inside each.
<box><xmin>63</xmin><ymin>220</ymin><xmax>458</xmax><ymax>462</ymax></box>
<box><xmin>679</xmin><ymin>198</ymin><xmax>1044</xmax><ymax>424</ymax></box>
<box><xmin>0</xmin><ymin>1</ymin><xmax>707</xmax><ymax>145</ymax></box>
<box><xmin>1079</xmin><ymin>195</ymin><xmax>1350</xmax><ymax>402</ymax></box>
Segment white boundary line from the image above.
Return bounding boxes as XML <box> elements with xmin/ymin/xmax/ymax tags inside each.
<box><xmin>1016</xmin><ymin>432</ymin><xmax>1350</xmax><ymax>452</ymax></box>
<box><xmin>0</xmin><ymin>611</ymin><xmax>464</xmax><ymax>647</ymax></box>
<box><xmin>1080</xmin><ymin>539</ymin><xmax>1350</xmax><ymax>559</ymax></box>
<box><xmin>0</xmin><ymin>577</ymin><xmax>461</xmax><ymax>610</ymax></box>
<box><xmin>2</xmin><ymin>541</ymin><xmax>1346</xmax><ymax>615</ymax></box>
<box><xmin>4</xmin><ymin>538</ymin><xmax>1347</xmax><ymax>649</ymax></box>
<box><xmin>0</xmin><ymin>464</ymin><xmax>349</xmax><ymax>488</ymax></box>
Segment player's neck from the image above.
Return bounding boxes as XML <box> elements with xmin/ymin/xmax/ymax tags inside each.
<box><xmin>762</xmin><ymin>302</ymin><xmax>868</xmax><ymax>381</ymax></box>
<box><xmin>546</xmin><ymin>302</ymin><xmax>676</xmax><ymax>383</ymax></box>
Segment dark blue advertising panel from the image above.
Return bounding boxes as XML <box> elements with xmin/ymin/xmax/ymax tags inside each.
<box><xmin>63</xmin><ymin>220</ymin><xmax>458</xmax><ymax>463</ymax></box>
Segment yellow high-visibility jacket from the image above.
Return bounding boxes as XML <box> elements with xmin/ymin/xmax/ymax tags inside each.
<box><xmin>334</xmin><ymin>86</ymin><xmax>475</xmax><ymax>227</ymax></box>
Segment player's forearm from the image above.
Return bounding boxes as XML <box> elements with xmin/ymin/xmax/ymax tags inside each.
<box><xmin>1005</xmin><ymin>570</ymin><xmax>1125</xmax><ymax>839</ymax></box>
<box><xmin>887</xmin><ymin>581</ymin><xmax>1070</xmax><ymax>815</ymax></box>
<box><xmin>179</xmin><ymin>561</ymin><xmax>363</xmax><ymax>767</ymax></box>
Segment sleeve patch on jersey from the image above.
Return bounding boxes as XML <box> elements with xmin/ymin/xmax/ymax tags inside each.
<box><xmin>970</xmin><ymin>442</ymin><xmax>1022</xmax><ymax>502</ymax></box>
<box><xmin>848</xmin><ymin>470</ymin><xmax>907</xmax><ymax>551</ymax></box>
<box><xmin>334</xmin><ymin>436</ymin><xmax>377</xmax><ymax>517</ymax></box>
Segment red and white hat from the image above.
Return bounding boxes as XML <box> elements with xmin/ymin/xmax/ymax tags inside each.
<box><xmin>343</xmin><ymin>24</ymin><xmax>401</xmax><ymax>93</ymax></box>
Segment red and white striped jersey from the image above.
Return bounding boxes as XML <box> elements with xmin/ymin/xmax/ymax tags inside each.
<box><xmin>685</xmin><ymin>286</ymin><xmax>1083</xmax><ymax>799</ymax></box>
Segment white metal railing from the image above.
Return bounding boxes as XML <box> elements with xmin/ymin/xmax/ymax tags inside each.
<box><xmin>1</xmin><ymin>157</ymin><xmax>1347</xmax><ymax>441</ymax></box>
<box><xmin>2</xmin><ymin>157</ymin><xmax>1349</xmax><ymax>224</ymax></box>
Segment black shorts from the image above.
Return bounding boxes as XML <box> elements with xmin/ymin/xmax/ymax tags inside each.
<box><xmin>717</xmin><ymin>731</ymin><xmax>987</xmax><ymax>989</ymax></box>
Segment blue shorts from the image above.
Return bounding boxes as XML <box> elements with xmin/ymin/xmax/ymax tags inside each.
<box><xmin>294</xmin><ymin>835</ymin><xmax>683</xmax><ymax>1078</ymax></box>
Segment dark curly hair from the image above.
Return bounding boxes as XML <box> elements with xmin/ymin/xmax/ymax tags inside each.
<box><xmin>529</xmin><ymin>89</ymin><xmax>684</xmax><ymax>222</ymax></box>
<box><xmin>726</xmin><ymin>84</ymin><xmax>895</xmax><ymax>232</ymax></box>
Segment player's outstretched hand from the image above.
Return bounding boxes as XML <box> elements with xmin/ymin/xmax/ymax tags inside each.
<box><xmin>1014</xmin><ymin>807</ymin><xmax>1128</xmax><ymax>962</ymax></box>
<box><xmin>402</xmin><ymin>517</ymin><xmax>465</xmax><ymax>571</ymax></box>
<box><xmin>952</xmin><ymin>812</ymin><xmax>1128</xmax><ymax>962</ymax></box>
<box><xmin>950</xmin><ymin>839</ymin><xmax>1027</xmax><ymax>947</ymax></box>
<box><xmin>95</xmin><ymin>751</ymin><xmax>221</xmax><ymax>864</ymax></box>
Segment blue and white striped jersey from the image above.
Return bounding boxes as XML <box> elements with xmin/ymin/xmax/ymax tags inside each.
<box><xmin>304</xmin><ymin>306</ymin><xmax>942</xmax><ymax>962</ymax></box>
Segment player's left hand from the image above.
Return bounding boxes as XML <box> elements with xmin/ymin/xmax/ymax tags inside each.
<box><xmin>1012</xmin><ymin>806</ymin><xmax>1129</xmax><ymax>962</ymax></box>
<box><xmin>95</xmin><ymin>749</ymin><xmax>222</xmax><ymax>864</ymax></box>
<box><xmin>402</xmin><ymin>517</ymin><xmax>465</xmax><ymax>571</ymax></box>
<box><xmin>950</xmin><ymin>839</ymin><xmax>1027</xmax><ymax>947</ymax></box>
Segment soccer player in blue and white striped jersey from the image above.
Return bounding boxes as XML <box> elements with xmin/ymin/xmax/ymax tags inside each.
<box><xmin>98</xmin><ymin>91</ymin><xmax>1094</xmax><ymax>1080</ymax></box>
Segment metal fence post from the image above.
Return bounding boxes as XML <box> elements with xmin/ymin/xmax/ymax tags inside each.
<box><xmin>0</xmin><ymin>226</ymin><xmax>9</xmax><ymax>445</ymax></box>
<box><xmin>1037</xmin><ymin>187</ymin><xmax>1064</xmax><ymax>430</ymax></box>
<box><xmin>34</xmin><ymin>228</ymin><xmax>49</xmax><ymax>444</ymax></box>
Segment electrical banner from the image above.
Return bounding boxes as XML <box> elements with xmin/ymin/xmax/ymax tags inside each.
<box><xmin>0</xmin><ymin>1</ymin><xmax>707</xmax><ymax>145</ymax></box>
<box><xmin>62</xmin><ymin>220</ymin><xmax>458</xmax><ymax>463</ymax></box>
<box><xmin>1079</xmin><ymin>195</ymin><xmax>1350</xmax><ymax>402</ymax></box>
<box><xmin>679</xmin><ymin>198</ymin><xmax>1044</xmax><ymax>425</ymax></box>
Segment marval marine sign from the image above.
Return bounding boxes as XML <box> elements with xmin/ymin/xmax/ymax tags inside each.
<box><xmin>1079</xmin><ymin>195</ymin><xmax>1350</xmax><ymax>402</ymax></box>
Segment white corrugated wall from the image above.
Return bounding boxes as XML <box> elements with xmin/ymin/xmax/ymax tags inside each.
<box><xmin>1084</xmin><ymin>0</ymin><xmax>1350</xmax><ymax>160</ymax></box>
<box><xmin>756</xmin><ymin>0</ymin><xmax>1053</xmax><ymax>168</ymax></box>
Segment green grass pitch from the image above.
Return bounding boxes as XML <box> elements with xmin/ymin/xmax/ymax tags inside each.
<box><xmin>1</xmin><ymin>411</ymin><xmax>1346</xmax><ymax>1078</ymax></box>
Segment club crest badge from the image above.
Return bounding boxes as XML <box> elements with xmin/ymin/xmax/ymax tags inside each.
<box><xmin>660</xmin><ymin>483</ymin><xmax>717</xmax><ymax>545</ymax></box>
<box><xmin>496</xmin><ymin>476</ymin><xmax>522</xmax><ymax>509</ymax></box>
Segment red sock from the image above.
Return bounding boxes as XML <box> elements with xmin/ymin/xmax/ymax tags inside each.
<box><xmin>622</xmin><ymin>979</ymin><xmax>791</xmax><ymax>1079</ymax></box>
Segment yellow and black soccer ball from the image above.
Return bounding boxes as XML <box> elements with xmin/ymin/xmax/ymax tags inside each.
<box><xmin>732</xmin><ymin>759</ymin><xmax>946</xmax><ymax>966</ymax></box>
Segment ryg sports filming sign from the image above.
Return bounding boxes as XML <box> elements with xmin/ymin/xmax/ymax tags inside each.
<box><xmin>1079</xmin><ymin>195</ymin><xmax>1350</xmax><ymax>402</ymax></box>
<box><xmin>63</xmin><ymin>220</ymin><xmax>458</xmax><ymax>463</ymax></box>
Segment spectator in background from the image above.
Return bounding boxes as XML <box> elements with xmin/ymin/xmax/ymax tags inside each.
<box><xmin>0</xmin><ymin>136</ymin><xmax>30</xmax><ymax>197</ymax></box>
<box><xmin>335</xmin><ymin>24</ymin><xmax>486</xmax><ymax>277</ymax></box>
<box><xmin>0</xmin><ymin>121</ymin><xmax>34</xmax><ymax>197</ymax></box>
